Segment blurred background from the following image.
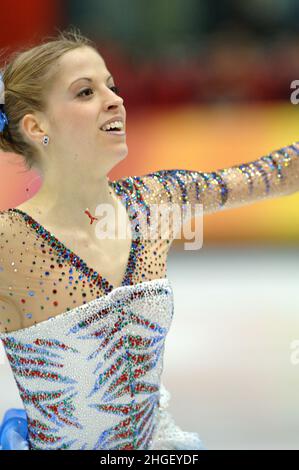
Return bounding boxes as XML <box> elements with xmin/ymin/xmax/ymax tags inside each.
<box><xmin>0</xmin><ymin>0</ymin><xmax>299</xmax><ymax>450</ymax></box>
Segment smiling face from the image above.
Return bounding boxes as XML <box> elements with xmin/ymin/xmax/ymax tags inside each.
<box><xmin>33</xmin><ymin>46</ymin><xmax>128</xmax><ymax>174</ymax></box>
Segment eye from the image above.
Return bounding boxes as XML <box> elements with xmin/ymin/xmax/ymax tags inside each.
<box><xmin>109</xmin><ymin>85</ymin><xmax>120</xmax><ymax>95</ymax></box>
<box><xmin>77</xmin><ymin>87</ymin><xmax>93</xmax><ymax>97</ymax></box>
<box><xmin>77</xmin><ymin>88</ymin><xmax>92</xmax><ymax>96</ymax></box>
<box><xmin>77</xmin><ymin>85</ymin><xmax>121</xmax><ymax>98</ymax></box>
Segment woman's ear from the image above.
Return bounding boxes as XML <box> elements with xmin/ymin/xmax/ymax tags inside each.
<box><xmin>20</xmin><ymin>113</ymin><xmax>47</xmax><ymax>145</ymax></box>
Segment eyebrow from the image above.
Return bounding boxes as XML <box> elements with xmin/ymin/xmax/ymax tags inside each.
<box><xmin>68</xmin><ymin>74</ymin><xmax>113</xmax><ymax>89</ymax></box>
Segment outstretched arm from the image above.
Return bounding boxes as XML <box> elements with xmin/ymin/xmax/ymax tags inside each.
<box><xmin>135</xmin><ymin>142</ymin><xmax>299</xmax><ymax>217</ymax></box>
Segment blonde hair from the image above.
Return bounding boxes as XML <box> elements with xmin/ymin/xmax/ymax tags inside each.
<box><xmin>0</xmin><ymin>26</ymin><xmax>97</xmax><ymax>170</ymax></box>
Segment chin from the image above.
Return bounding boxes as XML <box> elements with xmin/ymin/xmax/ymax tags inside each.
<box><xmin>116</xmin><ymin>148</ymin><xmax>128</xmax><ymax>160</ymax></box>
<box><xmin>118</xmin><ymin>153</ymin><xmax>127</xmax><ymax>161</ymax></box>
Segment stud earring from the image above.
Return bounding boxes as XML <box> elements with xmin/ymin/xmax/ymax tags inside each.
<box><xmin>42</xmin><ymin>135</ymin><xmax>49</xmax><ymax>146</ymax></box>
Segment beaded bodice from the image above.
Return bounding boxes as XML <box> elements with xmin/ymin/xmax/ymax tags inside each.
<box><xmin>0</xmin><ymin>278</ymin><xmax>173</xmax><ymax>450</ymax></box>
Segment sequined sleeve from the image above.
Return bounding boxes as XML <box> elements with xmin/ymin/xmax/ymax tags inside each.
<box><xmin>135</xmin><ymin>142</ymin><xmax>299</xmax><ymax>218</ymax></box>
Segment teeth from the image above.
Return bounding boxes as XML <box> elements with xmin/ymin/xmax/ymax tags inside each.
<box><xmin>101</xmin><ymin>120</ymin><xmax>124</xmax><ymax>131</ymax></box>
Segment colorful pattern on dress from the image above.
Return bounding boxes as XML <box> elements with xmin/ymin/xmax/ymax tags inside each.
<box><xmin>0</xmin><ymin>278</ymin><xmax>174</xmax><ymax>450</ymax></box>
<box><xmin>111</xmin><ymin>178</ymin><xmax>145</xmax><ymax>286</ymax></box>
<box><xmin>67</xmin><ymin>286</ymin><xmax>169</xmax><ymax>449</ymax></box>
<box><xmin>8</xmin><ymin>207</ymin><xmax>117</xmax><ymax>294</ymax></box>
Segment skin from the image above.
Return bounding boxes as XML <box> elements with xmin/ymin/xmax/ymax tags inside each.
<box><xmin>17</xmin><ymin>46</ymin><xmax>128</xmax><ymax>244</ymax></box>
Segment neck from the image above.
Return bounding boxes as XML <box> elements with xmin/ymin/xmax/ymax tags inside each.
<box><xmin>23</xmin><ymin>165</ymin><xmax>118</xmax><ymax>231</ymax></box>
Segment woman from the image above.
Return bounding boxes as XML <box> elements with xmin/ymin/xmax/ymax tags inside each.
<box><xmin>0</xmin><ymin>28</ymin><xmax>298</xmax><ymax>450</ymax></box>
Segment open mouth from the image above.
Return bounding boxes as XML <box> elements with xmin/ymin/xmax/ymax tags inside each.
<box><xmin>100</xmin><ymin>128</ymin><xmax>126</xmax><ymax>136</ymax></box>
<box><xmin>100</xmin><ymin>119</ymin><xmax>125</xmax><ymax>134</ymax></box>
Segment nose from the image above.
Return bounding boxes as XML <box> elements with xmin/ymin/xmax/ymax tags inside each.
<box><xmin>105</xmin><ymin>89</ymin><xmax>124</xmax><ymax>109</ymax></box>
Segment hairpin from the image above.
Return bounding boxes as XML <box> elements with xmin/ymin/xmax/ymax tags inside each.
<box><xmin>0</xmin><ymin>72</ymin><xmax>8</xmax><ymax>132</ymax></box>
<box><xmin>0</xmin><ymin>104</ymin><xmax>8</xmax><ymax>132</ymax></box>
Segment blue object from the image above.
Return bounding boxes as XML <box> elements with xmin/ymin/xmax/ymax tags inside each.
<box><xmin>0</xmin><ymin>71</ymin><xmax>8</xmax><ymax>132</ymax></box>
<box><xmin>0</xmin><ymin>105</ymin><xmax>8</xmax><ymax>132</ymax></box>
<box><xmin>0</xmin><ymin>408</ymin><xmax>29</xmax><ymax>450</ymax></box>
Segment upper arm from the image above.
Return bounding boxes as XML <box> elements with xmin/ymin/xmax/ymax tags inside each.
<box><xmin>0</xmin><ymin>212</ymin><xmax>24</xmax><ymax>333</ymax></box>
<box><xmin>0</xmin><ymin>297</ymin><xmax>22</xmax><ymax>334</ymax></box>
